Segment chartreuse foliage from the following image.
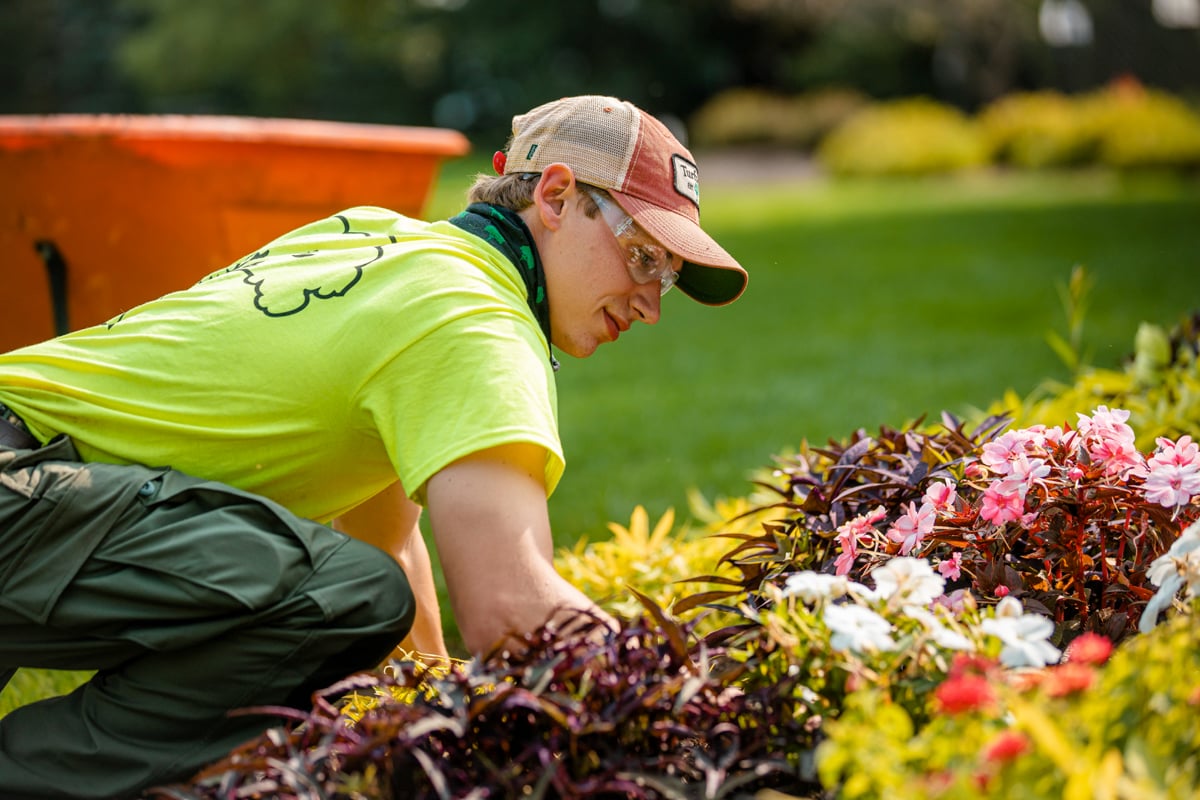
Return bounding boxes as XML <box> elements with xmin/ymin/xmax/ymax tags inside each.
<box><xmin>555</xmin><ymin>498</ymin><xmax>787</xmax><ymax>634</ymax></box>
<box><xmin>817</xmin><ymin>612</ymin><xmax>1200</xmax><ymax>800</ymax></box>
<box><xmin>554</xmin><ymin>505</ymin><xmax>743</xmax><ymax>631</ymax></box>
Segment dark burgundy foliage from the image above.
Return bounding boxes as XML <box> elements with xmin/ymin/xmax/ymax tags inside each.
<box><xmin>148</xmin><ymin>602</ymin><xmax>819</xmax><ymax>800</ymax></box>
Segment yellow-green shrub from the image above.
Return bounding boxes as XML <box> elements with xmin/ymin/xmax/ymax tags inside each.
<box><xmin>554</xmin><ymin>505</ymin><xmax>740</xmax><ymax>628</ymax></box>
<box><xmin>977</xmin><ymin>90</ymin><xmax>1095</xmax><ymax>169</ymax></box>
<box><xmin>1081</xmin><ymin>82</ymin><xmax>1200</xmax><ymax>169</ymax></box>
<box><xmin>817</xmin><ymin>97</ymin><xmax>990</xmax><ymax>176</ymax></box>
<box><xmin>688</xmin><ymin>86</ymin><xmax>868</xmax><ymax>150</ymax></box>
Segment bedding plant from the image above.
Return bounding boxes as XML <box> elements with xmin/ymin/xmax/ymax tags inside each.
<box><xmin>147</xmin><ymin>314</ymin><xmax>1200</xmax><ymax>799</ymax></box>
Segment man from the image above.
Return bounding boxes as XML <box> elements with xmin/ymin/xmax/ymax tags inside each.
<box><xmin>0</xmin><ymin>95</ymin><xmax>747</xmax><ymax>798</ymax></box>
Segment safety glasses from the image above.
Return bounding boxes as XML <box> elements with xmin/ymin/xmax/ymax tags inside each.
<box><xmin>583</xmin><ymin>187</ymin><xmax>680</xmax><ymax>296</ymax></box>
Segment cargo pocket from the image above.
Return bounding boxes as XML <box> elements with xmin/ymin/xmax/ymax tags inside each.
<box><xmin>0</xmin><ymin>437</ymin><xmax>168</xmax><ymax>624</ymax></box>
<box><xmin>98</xmin><ymin>468</ymin><xmax>349</xmax><ymax>617</ymax></box>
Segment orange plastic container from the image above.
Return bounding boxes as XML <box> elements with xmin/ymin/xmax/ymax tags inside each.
<box><xmin>0</xmin><ymin>114</ymin><xmax>470</xmax><ymax>351</ymax></box>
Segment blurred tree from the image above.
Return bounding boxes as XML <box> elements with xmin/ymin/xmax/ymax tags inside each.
<box><xmin>0</xmin><ymin>0</ymin><xmax>142</xmax><ymax>113</ymax></box>
<box><xmin>0</xmin><ymin>0</ymin><xmax>1195</xmax><ymax>139</ymax></box>
<box><xmin>108</xmin><ymin>0</ymin><xmax>777</xmax><ymax>141</ymax></box>
<box><xmin>730</xmin><ymin>0</ymin><xmax>1042</xmax><ymax>108</ymax></box>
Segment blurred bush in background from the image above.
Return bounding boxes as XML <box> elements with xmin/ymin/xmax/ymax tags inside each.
<box><xmin>690</xmin><ymin>77</ymin><xmax>1200</xmax><ymax>176</ymax></box>
<box><xmin>814</xmin><ymin>96</ymin><xmax>991</xmax><ymax>176</ymax></box>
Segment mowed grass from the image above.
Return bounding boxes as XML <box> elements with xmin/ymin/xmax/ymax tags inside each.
<box><xmin>5</xmin><ymin>161</ymin><xmax>1199</xmax><ymax>712</ymax></box>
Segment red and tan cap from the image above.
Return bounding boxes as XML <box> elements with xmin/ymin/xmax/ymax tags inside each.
<box><xmin>501</xmin><ymin>95</ymin><xmax>747</xmax><ymax>306</ymax></box>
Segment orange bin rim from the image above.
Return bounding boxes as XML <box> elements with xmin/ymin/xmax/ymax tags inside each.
<box><xmin>0</xmin><ymin>113</ymin><xmax>472</xmax><ymax>156</ymax></box>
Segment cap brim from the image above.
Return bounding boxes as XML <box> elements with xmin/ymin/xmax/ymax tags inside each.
<box><xmin>609</xmin><ymin>191</ymin><xmax>748</xmax><ymax>306</ymax></box>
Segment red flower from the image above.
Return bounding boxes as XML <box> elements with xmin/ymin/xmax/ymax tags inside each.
<box><xmin>948</xmin><ymin>652</ymin><xmax>999</xmax><ymax>679</ymax></box>
<box><xmin>1042</xmin><ymin>662</ymin><xmax>1096</xmax><ymax>697</ymax></box>
<box><xmin>983</xmin><ymin>730</ymin><xmax>1030</xmax><ymax>763</ymax></box>
<box><xmin>935</xmin><ymin>673</ymin><xmax>997</xmax><ymax>715</ymax></box>
<box><xmin>1065</xmin><ymin>632</ymin><xmax>1113</xmax><ymax>666</ymax></box>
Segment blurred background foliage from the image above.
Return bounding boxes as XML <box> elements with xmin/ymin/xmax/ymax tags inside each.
<box><xmin>3</xmin><ymin>0</ymin><xmax>1198</xmax><ymax>150</ymax></box>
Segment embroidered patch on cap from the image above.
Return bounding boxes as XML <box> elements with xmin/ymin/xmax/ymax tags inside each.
<box><xmin>672</xmin><ymin>154</ymin><xmax>700</xmax><ymax>207</ymax></box>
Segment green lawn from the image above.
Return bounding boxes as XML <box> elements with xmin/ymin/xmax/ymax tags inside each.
<box><xmin>5</xmin><ymin>160</ymin><xmax>1199</xmax><ymax>712</ymax></box>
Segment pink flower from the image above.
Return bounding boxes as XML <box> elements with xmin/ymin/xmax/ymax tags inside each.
<box><xmin>980</xmin><ymin>485</ymin><xmax>1024</xmax><ymax>526</ymax></box>
<box><xmin>1076</xmin><ymin>405</ymin><xmax>1134</xmax><ymax>440</ymax></box>
<box><xmin>1142</xmin><ymin>463</ymin><xmax>1200</xmax><ymax>509</ymax></box>
<box><xmin>1076</xmin><ymin>406</ymin><xmax>1144</xmax><ymax>477</ymax></box>
<box><xmin>833</xmin><ymin>507</ymin><xmax>886</xmax><ymax>575</ymax></box>
<box><xmin>1009</xmin><ymin>455</ymin><xmax>1050</xmax><ymax>487</ymax></box>
<box><xmin>1144</xmin><ymin>435</ymin><xmax>1200</xmax><ymax>476</ymax></box>
<box><xmin>887</xmin><ymin>501</ymin><xmax>935</xmax><ymax>555</ymax></box>
<box><xmin>981</xmin><ymin>431</ymin><xmax>1031</xmax><ymax>476</ymax></box>
<box><xmin>923</xmin><ymin>480</ymin><xmax>958</xmax><ymax>512</ymax></box>
<box><xmin>937</xmin><ymin>552</ymin><xmax>963</xmax><ymax>581</ymax></box>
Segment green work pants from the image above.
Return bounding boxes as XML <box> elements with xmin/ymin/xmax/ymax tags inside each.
<box><xmin>0</xmin><ymin>435</ymin><xmax>415</xmax><ymax>799</ymax></box>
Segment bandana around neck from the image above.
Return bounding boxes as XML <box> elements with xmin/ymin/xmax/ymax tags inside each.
<box><xmin>448</xmin><ymin>203</ymin><xmax>558</xmax><ymax>372</ymax></box>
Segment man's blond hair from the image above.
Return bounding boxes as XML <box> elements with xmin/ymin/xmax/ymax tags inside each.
<box><xmin>466</xmin><ymin>172</ymin><xmax>603</xmax><ymax>216</ymax></box>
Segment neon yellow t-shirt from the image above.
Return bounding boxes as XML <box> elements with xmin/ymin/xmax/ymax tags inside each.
<box><xmin>0</xmin><ymin>206</ymin><xmax>564</xmax><ymax>522</ymax></box>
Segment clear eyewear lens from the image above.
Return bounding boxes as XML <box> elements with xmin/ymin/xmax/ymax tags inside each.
<box><xmin>587</xmin><ymin>188</ymin><xmax>678</xmax><ymax>296</ymax></box>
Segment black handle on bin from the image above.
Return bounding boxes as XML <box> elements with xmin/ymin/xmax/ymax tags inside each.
<box><xmin>34</xmin><ymin>239</ymin><xmax>70</xmax><ymax>337</ymax></box>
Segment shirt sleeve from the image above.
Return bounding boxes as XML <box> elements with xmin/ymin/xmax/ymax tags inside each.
<box><xmin>360</xmin><ymin>303</ymin><xmax>564</xmax><ymax>507</ymax></box>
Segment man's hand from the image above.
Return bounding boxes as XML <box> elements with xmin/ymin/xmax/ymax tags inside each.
<box><xmin>426</xmin><ymin>442</ymin><xmax>610</xmax><ymax>655</ymax></box>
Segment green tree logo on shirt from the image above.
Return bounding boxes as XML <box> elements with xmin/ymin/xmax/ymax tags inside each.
<box><xmin>198</xmin><ymin>214</ymin><xmax>385</xmax><ymax>317</ymax></box>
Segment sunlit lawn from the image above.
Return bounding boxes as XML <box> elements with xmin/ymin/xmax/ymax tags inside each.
<box><xmin>5</xmin><ymin>158</ymin><xmax>1199</xmax><ymax>711</ymax></box>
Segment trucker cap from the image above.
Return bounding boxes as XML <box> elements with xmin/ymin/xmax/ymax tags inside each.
<box><xmin>498</xmin><ymin>95</ymin><xmax>747</xmax><ymax>305</ymax></box>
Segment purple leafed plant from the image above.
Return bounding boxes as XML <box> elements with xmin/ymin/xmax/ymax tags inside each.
<box><xmin>147</xmin><ymin>600</ymin><xmax>817</xmax><ymax>800</ymax></box>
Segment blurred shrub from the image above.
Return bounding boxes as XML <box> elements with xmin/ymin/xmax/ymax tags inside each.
<box><xmin>1081</xmin><ymin>81</ymin><xmax>1200</xmax><ymax>170</ymax></box>
<box><xmin>688</xmin><ymin>87</ymin><xmax>868</xmax><ymax>151</ymax></box>
<box><xmin>816</xmin><ymin>97</ymin><xmax>990</xmax><ymax>176</ymax></box>
<box><xmin>977</xmin><ymin>90</ymin><xmax>1094</xmax><ymax>169</ymax></box>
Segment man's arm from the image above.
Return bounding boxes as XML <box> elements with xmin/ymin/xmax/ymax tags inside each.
<box><xmin>425</xmin><ymin>442</ymin><xmax>605</xmax><ymax>655</ymax></box>
<box><xmin>333</xmin><ymin>481</ymin><xmax>448</xmax><ymax>659</ymax></box>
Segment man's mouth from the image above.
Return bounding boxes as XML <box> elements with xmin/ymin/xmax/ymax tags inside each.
<box><xmin>604</xmin><ymin>310</ymin><xmax>628</xmax><ymax>342</ymax></box>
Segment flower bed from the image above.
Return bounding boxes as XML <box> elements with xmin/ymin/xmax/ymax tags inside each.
<box><xmin>151</xmin><ymin>314</ymin><xmax>1200</xmax><ymax>799</ymax></box>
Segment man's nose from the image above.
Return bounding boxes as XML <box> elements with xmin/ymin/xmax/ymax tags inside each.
<box><xmin>631</xmin><ymin>284</ymin><xmax>662</xmax><ymax>325</ymax></box>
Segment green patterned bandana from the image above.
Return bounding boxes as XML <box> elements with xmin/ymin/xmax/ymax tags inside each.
<box><xmin>448</xmin><ymin>203</ymin><xmax>557</xmax><ymax>371</ymax></box>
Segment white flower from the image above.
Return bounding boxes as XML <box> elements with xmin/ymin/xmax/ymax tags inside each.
<box><xmin>903</xmin><ymin>605</ymin><xmax>975</xmax><ymax>651</ymax></box>
<box><xmin>1139</xmin><ymin>520</ymin><xmax>1200</xmax><ymax>633</ymax></box>
<box><xmin>994</xmin><ymin>596</ymin><xmax>1025</xmax><ymax>618</ymax></box>
<box><xmin>824</xmin><ymin>603</ymin><xmax>897</xmax><ymax>653</ymax></box>
<box><xmin>980</xmin><ymin>601</ymin><xmax>1061</xmax><ymax>668</ymax></box>
<box><xmin>783</xmin><ymin>571</ymin><xmax>851</xmax><ymax>603</ymax></box>
<box><xmin>871</xmin><ymin>557</ymin><xmax>945</xmax><ymax>606</ymax></box>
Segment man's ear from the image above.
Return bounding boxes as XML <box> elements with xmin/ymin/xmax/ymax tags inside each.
<box><xmin>533</xmin><ymin>163</ymin><xmax>577</xmax><ymax>232</ymax></box>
